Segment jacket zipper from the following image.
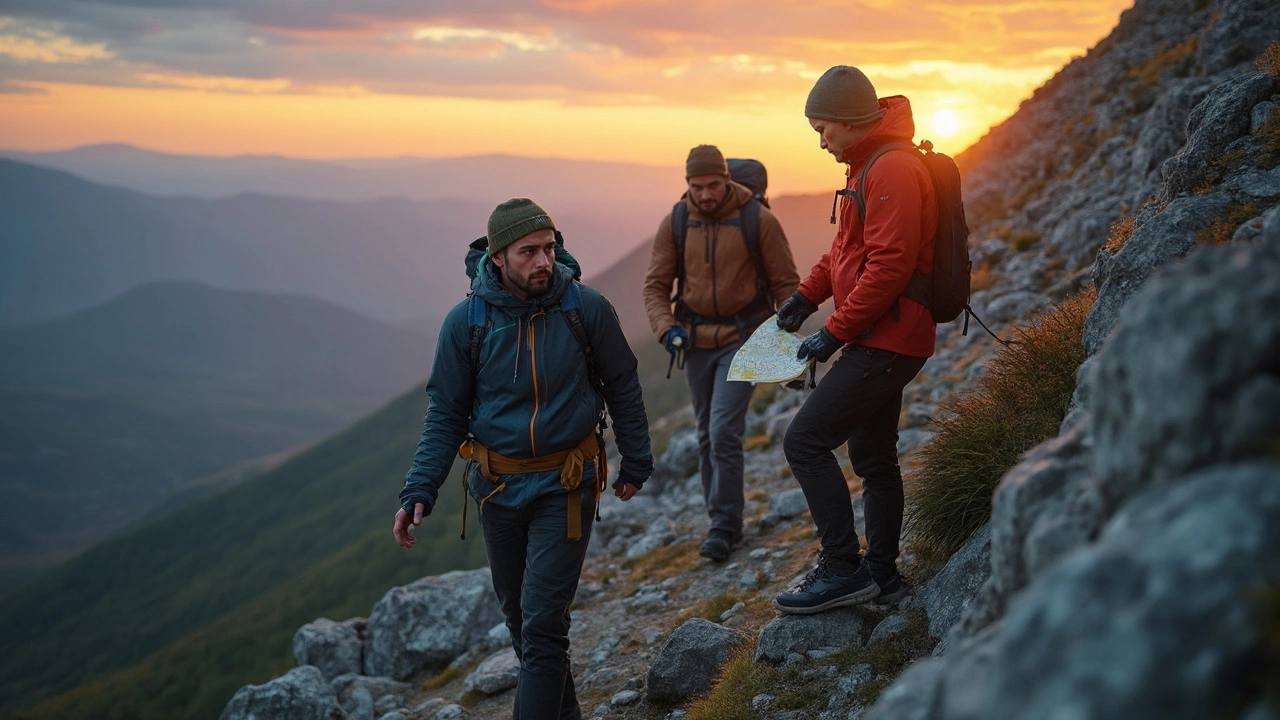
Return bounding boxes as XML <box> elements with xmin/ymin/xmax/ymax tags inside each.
<box><xmin>527</xmin><ymin>308</ymin><xmax>546</xmax><ymax>456</ymax></box>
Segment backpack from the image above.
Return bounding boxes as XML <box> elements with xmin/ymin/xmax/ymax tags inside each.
<box><xmin>669</xmin><ymin>158</ymin><xmax>774</xmax><ymax>338</ymax></box>
<box><xmin>843</xmin><ymin>140</ymin><xmax>976</xmax><ymax>331</ymax></box>
<box><xmin>464</xmin><ymin>234</ymin><xmax>606</xmax><ymax>401</ymax></box>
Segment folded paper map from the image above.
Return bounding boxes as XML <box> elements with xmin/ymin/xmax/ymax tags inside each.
<box><xmin>726</xmin><ymin>314</ymin><xmax>812</xmax><ymax>383</ymax></box>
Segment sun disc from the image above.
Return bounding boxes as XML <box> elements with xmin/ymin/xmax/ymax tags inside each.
<box><xmin>931</xmin><ymin>108</ymin><xmax>960</xmax><ymax>138</ymax></box>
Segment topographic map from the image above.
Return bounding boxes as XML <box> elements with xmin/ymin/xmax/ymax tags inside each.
<box><xmin>727</xmin><ymin>315</ymin><xmax>812</xmax><ymax>383</ymax></box>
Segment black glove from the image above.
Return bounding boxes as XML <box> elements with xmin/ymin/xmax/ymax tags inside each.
<box><xmin>797</xmin><ymin>328</ymin><xmax>844</xmax><ymax>363</ymax></box>
<box><xmin>663</xmin><ymin>326</ymin><xmax>688</xmax><ymax>356</ymax></box>
<box><xmin>776</xmin><ymin>291</ymin><xmax>818</xmax><ymax>332</ymax></box>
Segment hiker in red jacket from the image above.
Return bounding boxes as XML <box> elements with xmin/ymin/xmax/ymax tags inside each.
<box><xmin>773</xmin><ymin>66</ymin><xmax>938</xmax><ymax>614</ymax></box>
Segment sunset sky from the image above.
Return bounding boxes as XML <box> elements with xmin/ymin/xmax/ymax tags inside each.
<box><xmin>0</xmin><ymin>0</ymin><xmax>1132</xmax><ymax>194</ymax></box>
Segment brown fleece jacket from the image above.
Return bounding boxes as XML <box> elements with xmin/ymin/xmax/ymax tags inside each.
<box><xmin>643</xmin><ymin>181</ymin><xmax>801</xmax><ymax>350</ymax></box>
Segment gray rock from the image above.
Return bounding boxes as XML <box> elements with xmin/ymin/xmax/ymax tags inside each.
<box><xmin>331</xmin><ymin>675</ymin><xmax>411</xmax><ymax>720</ymax></box>
<box><xmin>755</xmin><ymin>608</ymin><xmax>864</xmax><ymax>664</ymax></box>
<box><xmin>1196</xmin><ymin>0</ymin><xmax>1280</xmax><ymax>75</ymax></box>
<box><xmin>769</xmin><ymin>488</ymin><xmax>809</xmax><ymax>520</ymax></box>
<box><xmin>826</xmin><ymin>663</ymin><xmax>875</xmax><ymax>715</ymax></box>
<box><xmin>940</xmin><ymin>462</ymin><xmax>1280</xmax><ymax>719</ymax></box>
<box><xmin>1221</xmin><ymin>165</ymin><xmax>1280</xmax><ymax>199</ymax></box>
<box><xmin>861</xmin><ymin>658</ymin><xmax>944</xmax><ymax>720</ymax></box>
<box><xmin>752</xmin><ymin>693</ymin><xmax>776</xmax><ymax>713</ymax></box>
<box><xmin>1091</xmin><ymin>236</ymin><xmax>1280</xmax><ymax>515</ymax></box>
<box><xmin>293</xmin><ymin>617</ymin><xmax>364</xmax><ymax>681</ymax></box>
<box><xmin>979</xmin><ymin>290</ymin><xmax>1050</xmax><ymax>326</ymax></box>
<box><xmin>1130</xmin><ymin>77</ymin><xmax>1213</xmax><ymax>178</ymax></box>
<box><xmin>376</xmin><ymin>714</ymin><xmax>407</xmax><ymax>720</ymax></box>
<box><xmin>610</xmin><ymin>689</ymin><xmax>641</xmax><ymax>706</ymax></box>
<box><xmin>1084</xmin><ymin>191</ymin><xmax>1234</xmax><ymax>355</ymax></box>
<box><xmin>867</xmin><ymin>614</ymin><xmax>911</xmax><ymax>647</ymax></box>
<box><xmin>1252</xmin><ymin>100</ymin><xmax>1277</xmax><ymax>135</ymax></box>
<box><xmin>916</xmin><ymin>524</ymin><xmax>991</xmax><ymax>640</ymax></box>
<box><xmin>659</xmin><ymin>428</ymin><xmax>700</xmax><ymax>478</ymax></box>
<box><xmin>363</xmin><ymin>568</ymin><xmax>504</xmax><ymax>679</ymax></box>
<box><xmin>768</xmin><ymin>407</ymin><xmax>800</xmax><ymax>446</ymax></box>
<box><xmin>646</xmin><ymin>619</ymin><xmax>748</xmax><ymax>702</ymax></box>
<box><xmin>1160</xmin><ymin>71</ymin><xmax>1277</xmax><ymax>199</ymax></box>
<box><xmin>219</xmin><ymin>666</ymin><xmax>343</xmax><ymax>720</ymax></box>
<box><xmin>895</xmin><ymin>428</ymin><xmax>932</xmax><ymax>455</ymax></box>
<box><xmin>435</xmin><ymin>704</ymin><xmax>466</xmax><ymax>720</ymax></box>
<box><xmin>464</xmin><ymin>648</ymin><xmax>520</xmax><ymax>695</ymax></box>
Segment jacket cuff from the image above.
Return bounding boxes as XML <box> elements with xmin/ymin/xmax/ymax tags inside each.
<box><xmin>400</xmin><ymin>494</ymin><xmax>434</xmax><ymax>518</ymax></box>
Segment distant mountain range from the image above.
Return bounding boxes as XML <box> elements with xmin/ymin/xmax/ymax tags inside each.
<box><xmin>0</xmin><ymin>281</ymin><xmax>434</xmax><ymax>585</ymax></box>
<box><xmin>0</xmin><ymin>158</ymin><xmax>665</xmax><ymax>328</ymax></box>
<box><xmin>0</xmin><ymin>144</ymin><xmax>681</xmax><ymax>210</ymax></box>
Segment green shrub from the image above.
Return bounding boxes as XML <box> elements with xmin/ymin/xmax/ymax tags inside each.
<box><xmin>905</xmin><ymin>288</ymin><xmax>1094</xmax><ymax>558</ymax></box>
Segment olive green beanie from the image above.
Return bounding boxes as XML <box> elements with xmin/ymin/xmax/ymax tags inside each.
<box><xmin>487</xmin><ymin>198</ymin><xmax>556</xmax><ymax>255</ymax></box>
<box><xmin>685</xmin><ymin>144</ymin><xmax>729</xmax><ymax>179</ymax></box>
<box><xmin>805</xmin><ymin>65</ymin><xmax>886</xmax><ymax>126</ymax></box>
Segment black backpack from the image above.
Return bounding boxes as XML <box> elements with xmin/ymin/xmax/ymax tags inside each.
<box><xmin>669</xmin><ymin>158</ymin><xmax>774</xmax><ymax>339</ymax></box>
<box><xmin>841</xmin><ymin>140</ymin><xmax>976</xmax><ymax>331</ymax></box>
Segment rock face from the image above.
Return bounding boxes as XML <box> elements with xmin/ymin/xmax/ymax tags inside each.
<box><xmin>464</xmin><ymin>648</ymin><xmax>521</xmax><ymax>696</ymax></box>
<box><xmin>363</xmin><ymin>568</ymin><xmax>504</xmax><ymax>680</ymax></box>
<box><xmin>914</xmin><ymin>524</ymin><xmax>991</xmax><ymax>641</ymax></box>
<box><xmin>645</xmin><ymin>619</ymin><xmax>747</xmax><ymax>702</ymax></box>
<box><xmin>294</xmin><ymin>617</ymin><xmax>365</xmax><ymax>680</ymax></box>
<box><xmin>219</xmin><ymin>666</ymin><xmax>343</xmax><ymax>720</ymax></box>
<box><xmin>754</xmin><ymin>608</ymin><xmax>864</xmax><ymax>664</ymax></box>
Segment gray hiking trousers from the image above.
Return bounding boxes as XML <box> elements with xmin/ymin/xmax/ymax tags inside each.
<box><xmin>684</xmin><ymin>341</ymin><xmax>755</xmax><ymax>541</ymax></box>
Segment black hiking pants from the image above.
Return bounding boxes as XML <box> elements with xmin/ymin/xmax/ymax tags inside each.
<box><xmin>480</xmin><ymin>489</ymin><xmax>595</xmax><ymax>720</ymax></box>
<box><xmin>783</xmin><ymin>345</ymin><xmax>926</xmax><ymax>578</ymax></box>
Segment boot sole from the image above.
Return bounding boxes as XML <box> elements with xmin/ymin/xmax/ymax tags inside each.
<box><xmin>873</xmin><ymin>586</ymin><xmax>909</xmax><ymax>606</ymax></box>
<box><xmin>772</xmin><ymin>583</ymin><xmax>880</xmax><ymax>615</ymax></box>
<box><xmin>698</xmin><ymin>544</ymin><xmax>731</xmax><ymax>562</ymax></box>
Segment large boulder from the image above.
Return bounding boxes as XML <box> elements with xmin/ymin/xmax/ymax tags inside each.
<box><xmin>294</xmin><ymin>617</ymin><xmax>365</xmax><ymax>680</ymax></box>
<box><xmin>755</xmin><ymin>608</ymin><xmax>864</xmax><ymax>664</ymax></box>
<box><xmin>363</xmin><ymin>568</ymin><xmax>504</xmax><ymax>680</ymax></box>
<box><xmin>464</xmin><ymin>648</ymin><xmax>520</xmax><ymax>696</ymax></box>
<box><xmin>916</xmin><ymin>524</ymin><xmax>992</xmax><ymax>641</ymax></box>
<box><xmin>219</xmin><ymin>666</ymin><xmax>343</xmax><ymax>720</ymax></box>
<box><xmin>646</xmin><ymin>619</ymin><xmax>747</xmax><ymax>702</ymax></box>
<box><xmin>935</xmin><ymin>461</ymin><xmax>1280</xmax><ymax>719</ymax></box>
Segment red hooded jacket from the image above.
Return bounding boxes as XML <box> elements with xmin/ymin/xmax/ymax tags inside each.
<box><xmin>798</xmin><ymin>96</ymin><xmax>938</xmax><ymax>359</ymax></box>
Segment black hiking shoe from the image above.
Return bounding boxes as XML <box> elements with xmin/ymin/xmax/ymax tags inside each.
<box><xmin>871</xmin><ymin>571</ymin><xmax>909</xmax><ymax>606</ymax></box>
<box><xmin>698</xmin><ymin>530</ymin><xmax>733</xmax><ymax>562</ymax></box>
<box><xmin>773</xmin><ymin>553</ymin><xmax>879</xmax><ymax>615</ymax></box>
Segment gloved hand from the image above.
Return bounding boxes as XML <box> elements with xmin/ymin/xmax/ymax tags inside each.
<box><xmin>797</xmin><ymin>327</ymin><xmax>844</xmax><ymax>363</ymax></box>
<box><xmin>663</xmin><ymin>326</ymin><xmax>688</xmax><ymax>356</ymax></box>
<box><xmin>776</xmin><ymin>291</ymin><xmax>818</xmax><ymax>332</ymax></box>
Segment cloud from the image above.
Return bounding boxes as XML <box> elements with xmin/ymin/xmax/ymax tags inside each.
<box><xmin>0</xmin><ymin>0</ymin><xmax>1131</xmax><ymax>106</ymax></box>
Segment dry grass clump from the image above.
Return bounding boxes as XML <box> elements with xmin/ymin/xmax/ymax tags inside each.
<box><xmin>1105</xmin><ymin>213</ymin><xmax>1136</xmax><ymax>254</ymax></box>
<box><xmin>1197</xmin><ymin>202</ymin><xmax>1259</xmax><ymax>245</ymax></box>
<box><xmin>1129</xmin><ymin>36</ymin><xmax>1199</xmax><ymax>87</ymax></box>
<box><xmin>1255</xmin><ymin>42</ymin><xmax>1280</xmax><ymax>76</ymax></box>
<box><xmin>1011</xmin><ymin>231</ymin><xmax>1042</xmax><ymax>252</ymax></box>
<box><xmin>905</xmin><ymin>287</ymin><xmax>1095</xmax><ymax>558</ymax></box>
<box><xmin>970</xmin><ymin>262</ymin><xmax>995</xmax><ymax>293</ymax></box>
<box><xmin>696</xmin><ymin>593</ymin><xmax>741</xmax><ymax>622</ymax></box>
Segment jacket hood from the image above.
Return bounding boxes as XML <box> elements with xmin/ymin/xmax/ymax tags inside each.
<box><xmin>682</xmin><ymin>180</ymin><xmax>756</xmax><ymax>221</ymax></box>
<box><xmin>465</xmin><ymin>234</ymin><xmax>583</xmax><ymax>311</ymax></box>
<box><xmin>841</xmin><ymin>95</ymin><xmax>917</xmax><ymax>167</ymax></box>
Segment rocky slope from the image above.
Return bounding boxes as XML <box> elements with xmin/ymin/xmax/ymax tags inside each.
<box><xmin>218</xmin><ymin>0</ymin><xmax>1280</xmax><ymax>717</ymax></box>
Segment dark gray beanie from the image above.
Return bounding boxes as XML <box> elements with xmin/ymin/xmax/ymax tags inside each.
<box><xmin>487</xmin><ymin>198</ymin><xmax>555</xmax><ymax>254</ymax></box>
<box><xmin>805</xmin><ymin>65</ymin><xmax>886</xmax><ymax>126</ymax></box>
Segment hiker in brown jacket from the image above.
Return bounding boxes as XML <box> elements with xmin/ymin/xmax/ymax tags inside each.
<box><xmin>642</xmin><ymin>144</ymin><xmax>800</xmax><ymax>561</ymax></box>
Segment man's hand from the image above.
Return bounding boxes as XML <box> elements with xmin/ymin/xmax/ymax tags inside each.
<box><xmin>776</xmin><ymin>291</ymin><xmax>818</xmax><ymax>332</ymax></box>
<box><xmin>797</xmin><ymin>328</ymin><xmax>844</xmax><ymax>364</ymax></box>
<box><xmin>662</xmin><ymin>326</ymin><xmax>688</xmax><ymax>356</ymax></box>
<box><xmin>613</xmin><ymin>481</ymin><xmax>640</xmax><ymax>501</ymax></box>
<box><xmin>393</xmin><ymin>503</ymin><xmax>425</xmax><ymax>549</ymax></box>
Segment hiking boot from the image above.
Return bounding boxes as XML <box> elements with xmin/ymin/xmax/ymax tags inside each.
<box><xmin>773</xmin><ymin>554</ymin><xmax>879</xmax><ymax>615</ymax></box>
<box><xmin>871</xmin><ymin>571</ymin><xmax>909</xmax><ymax>606</ymax></box>
<box><xmin>698</xmin><ymin>530</ymin><xmax>734</xmax><ymax>562</ymax></box>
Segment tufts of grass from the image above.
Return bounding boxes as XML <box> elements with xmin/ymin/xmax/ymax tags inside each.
<box><xmin>696</xmin><ymin>593</ymin><xmax>741</xmax><ymax>622</ymax></box>
<box><xmin>685</xmin><ymin>643</ymin><xmax>788</xmax><ymax>720</ymax></box>
<box><xmin>619</xmin><ymin>538</ymin><xmax>700</xmax><ymax>584</ymax></box>
<box><xmin>1255</xmin><ymin>42</ymin><xmax>1280</xmax><ymax>76</ymax></box>
<box><xmin>1258</xmin><ymin>105</ymin><xmax>1280</xmax><ymax>171</ymax></box>
<box><xmin>1011</xmin><ymin>232</ymin><xmax>1042</xmax><ymax>252</ymax></box>
<box><xmin>905</xmin><ymin>287</ymin><xmax>1094</xmax><ymax>558</ymax></box>
<box><xmin>421</xmin><ymin>665</ymin><xmax>464</xmax><ymax>691</ymax></box>
<box><xmin>1105</xmin><ymin>213</ymin><xmax>1136</xmax><ymax>254</ymax></box>
<box><xmin>744</xmin><ymin>434</ymin><xmax>771</xmax><ymax>452</ymax></box>
<box><xmin>1197</xmin><ymin>202</ymin><xmax>1259</xmax><ymax>245</ymax></box>
<box><xmin>830</xmin><ymin>610</ymin><xmax>936</xmax><ymax>707</ymax></box>
<box><xmin>970</xmin><ymin>262</ymin><xmax>995</xmax><ymax>293</ymax></box>
<box><xmin>1129</xmin><ymin>36</ymin><xmax>1199</xmax><ymax>87</ymax></box>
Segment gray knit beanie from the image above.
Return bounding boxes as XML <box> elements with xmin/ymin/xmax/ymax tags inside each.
<box><xmin>487</xmin><ymin>198</ymin><xmax>555</xmax><ymax>255</ymax></box>
<box><xmin>805</xmin><ymin>65</ymin><xmax>886</xmax><ymax>126</ymax></box>
<box><xmin>685</xmin><ymin>144</ymin><xmax>729</xmax><ymax>178</ymax></box>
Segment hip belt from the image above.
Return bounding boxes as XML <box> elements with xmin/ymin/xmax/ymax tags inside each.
<box><xmin>458</xmin><ymin>431</ymin><xmax>607</xmax><ymax>542</ymax></box>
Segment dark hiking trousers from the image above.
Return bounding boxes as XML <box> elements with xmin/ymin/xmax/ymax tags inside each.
<box><xmin>684</xmin><ymin>341</ymin><xmax>756</xmax><ymax>541</ymax></box>
<box><xmin>783</xmin><ymin>345</ymin><xmax>927</xmax><ymax>578</ymax></box>
<box><xmin>480</xmin><ymin>489</ymin><xmax>596</xmax><ymax>720</ymax></box>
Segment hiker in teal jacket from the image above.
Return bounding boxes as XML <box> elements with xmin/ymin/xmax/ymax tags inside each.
<box><xmin>394</xmin><ymin>198</ymin><xmax>653</xmax><ymax>719</ymax></box>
